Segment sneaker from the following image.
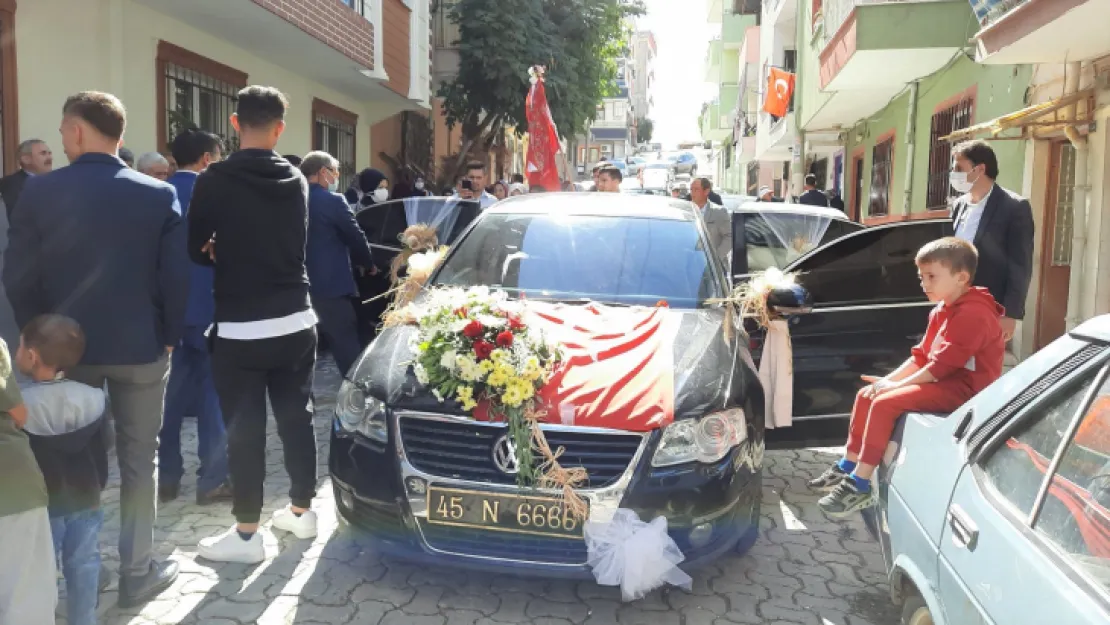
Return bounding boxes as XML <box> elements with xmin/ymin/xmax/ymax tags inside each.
<box><xmin>271</xmin><ymin>506</ymin><xmax>318</xmax><ymax>540</ymax></box>
<box><xmin>818</xmin><ymin>478</ymin><xmax>876</xmax><ymax>518</ymax></box>
<box><xmin>198</xmin><ymin>528</ymin><xmax>265</xmax><ymax>564</ymax></box>
<box><xmin>807</xmin><ymin>464</ymin><xmax>849</xmax><ymax>492</ymax></box>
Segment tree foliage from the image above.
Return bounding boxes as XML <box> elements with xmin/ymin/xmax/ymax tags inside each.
<box><xmin>636</xmin><ymin>117</ymin><xmax>653</xmax><ymax>144</ymax></box>
<box><xmin>436</xmin><ymin>0</ymin><xmax>644</xmax><ymax>180</ymax></box>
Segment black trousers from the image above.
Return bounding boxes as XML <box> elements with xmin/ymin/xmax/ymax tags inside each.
<box><xmin>313</xmin><ymin>295</ymin><xmax>362</xmax><ymax>377</ymax></box>
<box><xmin>211</xmin><ymin>327</ymin><xmax>318</xmax><ymax>524</ymax></box>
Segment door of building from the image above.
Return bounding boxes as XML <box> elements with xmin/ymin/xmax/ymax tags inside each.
<box><xmin>1035</xmin><ymin>140</ymin><xmax>1078</xmax><ymax>350</ymax></box>
<box><xmin>851</xmin><ymin>153</ymin><xmax>864</xmax><ymax>222</ymax></box>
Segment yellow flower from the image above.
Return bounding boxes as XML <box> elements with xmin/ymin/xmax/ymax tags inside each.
<box><xmin>456</xmin><ymin>385</ymin><xmax>474</xmax><ymax>404</ymax></box>
<box><xmin>478</xmin><ymin>360</ymin><xmax>495</xmax><ymax>374</ymax></box>
<box><xmin>487</xmin><ymin>371</ymin><xmax>508</xmax><ymax>388</ymax></box>
<box><xmin>490</xmin><ymin>349</ymin><xmax>510</xmax><ymax>364</ymax></box>
<box><xmin>522</xmin><ymin>357</ymin><xmax>543</xmax><ymax>381</ymax></box>
<box><xmin>495</xmin><ymin>362</ymin><xmax>516</xmax><ymax>380</ymax></box>
<box><xmin>502</xmin><ymin>384</ymin><xmax>525</xmax><ymax>407</ymax></box>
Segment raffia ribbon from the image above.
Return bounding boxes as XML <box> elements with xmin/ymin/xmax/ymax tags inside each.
<box><xmin>707</xmin><ymin>268</ymin><xmax>800</xmax><ymax>340</ymax></box>
<box><xmin>525</xmin><ymin>406</ymin><xmax>590</xmax><ymax>523</ymax></box>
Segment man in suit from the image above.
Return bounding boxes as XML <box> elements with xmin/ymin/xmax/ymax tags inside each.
<box><xmin>690</xmin><ymin>177</ymin><xmax>731</xmax><ymax>270</ymax></box>
<box><xmin>2</xmin><ymin>91</ymin><xmax>187</xmax><ymax>607</ymax></box>
<box><xmin>950</xmin><ymin>139</ymin><xmax>1034</xmax><ymax>345</ymax></box>
<box><xmin>0</xmin><ymin>139</ymin><xmax>53</xmax><ymax>220</ymax></box>
<box><xmin>798</xmin><ymin>174</ymin><xmax>830</xmax><ymax>207</ymax></box>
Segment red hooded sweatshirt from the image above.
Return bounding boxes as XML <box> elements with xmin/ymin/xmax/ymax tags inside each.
<box><xmin>910</xmin><ymin>286</ymin><xmax>1006</xmax><ymax>395</ymax></box>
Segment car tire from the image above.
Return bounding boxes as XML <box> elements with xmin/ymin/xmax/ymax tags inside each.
<box><xmin>901</xmin><ymin>595</ymin><xmax>933</xmax><ymax>625</ymax></box>
<box><xmin>733</xmin><ymin>522</ymin><xmax>759</xmax><ymax>556</ymax></box>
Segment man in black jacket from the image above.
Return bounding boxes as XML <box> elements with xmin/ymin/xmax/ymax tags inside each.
<box><xmin>189</xmin><ymin>86</ymin><xmax>319</xmax><ymax>564</ymax></box>
<box><xmin>950</xmin><ymin>139</ymin><xmax>1034</xmax><ymax>345</ymax></box>
<box><xmin>0</xmin><ymin>139</ymin><xmax>53</xmax><ymax>220</ymax></box>
<box><xmin>798</xmin><ymin>174</ymin><xmax>830</xmax><ymax>207</ymax></box>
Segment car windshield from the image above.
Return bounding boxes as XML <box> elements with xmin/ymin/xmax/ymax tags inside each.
<box><xmin>433</xmin><ymin>213</ymin><xmax>723</xmax><ymax>308</ymax></box>
<box><xmin>744</xmin><ymin>212</ymin><xmax>845</xmax><ymax>272</ymax></box>
<box><xmin>645</xmin><ymin>163</ymin><xmax>670</xmax><ymax>170</ymax></box>
<box><xmin>666</xmin><ymin>155</ymin><xmax>679</xmax><ymax>162</ymax></box>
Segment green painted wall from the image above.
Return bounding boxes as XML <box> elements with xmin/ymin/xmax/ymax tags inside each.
<box><xmin>845</xmin><ymin>55</ymin><xmax>1032</xmax><ymax>219</ymax></box>
<box><xmin>795</xmin><ymin>0</ymin><xmax>831</xmax><ymax>131</ymax></box>
<box><xmin>721</xmin><ymin>48</ymin><xmax>741</xmax><ymax>84</ymax></box>
<box><xmin>856</xmin><ymin>1</ymin><xmax>976</xmax><ymax>52</ymax></box>
<box><xmin>723</xmin><ymin>12</ymin><xmax>754</xmax><ymax>46</ymax></box>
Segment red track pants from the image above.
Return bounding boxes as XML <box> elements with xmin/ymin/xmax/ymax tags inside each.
<box><xmin>846</xmin><ymin>381</ymin><xmax>973</xmax><ymax>466</ymax></box>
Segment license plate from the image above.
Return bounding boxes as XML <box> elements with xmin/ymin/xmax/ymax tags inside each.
<box><xmin>425</xmin><ymin>486</ymin><xmax>588</xmax><ymax>539</ymax></box>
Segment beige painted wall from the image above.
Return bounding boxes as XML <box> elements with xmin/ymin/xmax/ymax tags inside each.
<box><xmin>14</xmin><ymin>0</ymin><xmax>392</xmax><ymax>169</ymax></box>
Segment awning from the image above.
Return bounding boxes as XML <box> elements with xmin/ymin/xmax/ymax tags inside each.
<box><xmin>590</xmin><ymin>127</ymin><xmax>629</xmax><ymax>141</ymax></box>
<box><xmin>942</xmin><ymin>89</ymin><xmax>1095</xmax><ymax>142</ymax></box>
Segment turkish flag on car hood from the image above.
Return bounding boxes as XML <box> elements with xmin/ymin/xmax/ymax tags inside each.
<box><xmin>526</xmin><ymin>69</ymin><xmax>562</xmax><ymax>191</ymax></box>
<box><xmin>763</xmin><ymin>68</ymin><xmax>796</xmax><ymax>118</ymax></box>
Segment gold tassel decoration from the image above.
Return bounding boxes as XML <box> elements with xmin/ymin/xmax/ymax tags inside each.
<box><xmin>708</xmin><ymin>268</ymin><xmax>800</xmax><ymax>339</ymax></box>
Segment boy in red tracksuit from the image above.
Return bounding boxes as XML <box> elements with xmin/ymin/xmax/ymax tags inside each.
<box><xmin>809</xmin><ymin>237</ymin><xmax>1005</xmax><ymax>517</ymax></box>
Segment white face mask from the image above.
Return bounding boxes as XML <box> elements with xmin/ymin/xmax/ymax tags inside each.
<box><xmin>949</xmin><ymin>168</ymin><xmax>979</xmax><ymax>194</ymax></box>
<box><xmin>415</xmin><ymin>180</ymin><xmax>425</xmax><ymax>190</ymax></box>
<box><xmin>372</xmin><ymin>188</ymin><xmax>389</xmax><ymax>203</ymax></box>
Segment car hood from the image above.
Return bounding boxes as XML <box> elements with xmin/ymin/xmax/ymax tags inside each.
<box><xmin>351</xmin><ymin>306</ymin><xmax>741</xmax><ymax>429</ymax></box>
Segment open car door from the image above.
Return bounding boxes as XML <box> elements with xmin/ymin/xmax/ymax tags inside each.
<box><xmin>760</xmin><ymin>219</ymin><xmax>953</xmax><ymax>444</ymax></box>
<box><xmin>729</xmin><ymin>209</ymin><xmax>863</xmax><ymax>280</ymax></box>
<box><xmin>353</xmin><ymin>197</ymin><xmax>481</xmax><ymax>342</ymax></box>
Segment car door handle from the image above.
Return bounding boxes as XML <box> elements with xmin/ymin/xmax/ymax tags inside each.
<box><xmin>947</xmin><ymin>504</ymin><xmax>979</xmax><ymax>551</ymax></box>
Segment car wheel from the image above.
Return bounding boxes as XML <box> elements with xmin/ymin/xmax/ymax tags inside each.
<box><xmin>733</xmin><ymin>522</ymin><xmax>759</xmax><ymax>556</ymax></box>
<box><xmin>901</xmin><ymin>595</ymin><xmax>933</xmax><ymax>625</ymax></box>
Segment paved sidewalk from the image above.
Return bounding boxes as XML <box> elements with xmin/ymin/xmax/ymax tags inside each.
<box><xmin>75</xmin><ymin>359</ymin><xmax>899</xmax><ymax>625</ymax></box>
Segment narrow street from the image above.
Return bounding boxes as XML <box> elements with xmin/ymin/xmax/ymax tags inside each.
<box><xmin>86</xmin><ymin>359</ymin><xmax>900</xmax><ymax>625</ymax></box>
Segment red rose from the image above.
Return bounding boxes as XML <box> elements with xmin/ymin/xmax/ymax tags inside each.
<box><xmin>462</xmin><ymin>320</ymin><xmax>484</xmax><ymax>338</ymax></box>
<box><xmin>508</xmin><ymin>315</ymin><xmax>526</xmax><ymax>330</ymax></box>
<box><xmin>473</xmin><ymin>341</ymin><xmax>494</xmax><ymax>360</ymax></box>
<box><xmin>496</xmin><ymin>330</ymin><xmax>514</xmax><ymax>347</ymax></box>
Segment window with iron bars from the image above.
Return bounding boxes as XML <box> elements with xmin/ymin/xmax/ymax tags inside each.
<box><xmin>870</xmin><ymin>136</ymin><xmax>894</xmax><ymax>217</ymax></box>
<box><xmin>313</xmin><ymin>110</ymin><xmax>357</xmax><ymax>192</ymax></box>
<box><xmin>926</xmin><ymin>96</ymin><xmax>974</xmax><ymax>209</ymax></box>
<box><xmin>163</xmin><ymin>62</ymin><xmax>240</xmax><ymax>154</ymax></box>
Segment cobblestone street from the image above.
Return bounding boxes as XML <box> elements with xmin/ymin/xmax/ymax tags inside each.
<box><xmin>81</xmin><ymin>359</ymin><xmax>901</xmax><ymax>625</ymax></box>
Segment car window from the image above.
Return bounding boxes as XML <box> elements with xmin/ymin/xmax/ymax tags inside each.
<box><xmin>978</xmin><ymin>373</ymin><xmax>1095</xmax><ymax>517</ymax></box>
<box><xmin>433</xmin><ymin>213</ymin><xmax>723</xmax><ymax>308</ymax></box>
<box><xmin>1032</xmin><ymin>374</ymin><xmax>1110</xmax><ymax>590</ymax></box>
<box><xmin>741</xmin><ymin>213</ymin><xmax>860</xmax><ymax>273</ymax></box>
<box><xmin>784</xmin><ymin>221</ymin><xmax>950</xmax><ymax>306</ymax></box>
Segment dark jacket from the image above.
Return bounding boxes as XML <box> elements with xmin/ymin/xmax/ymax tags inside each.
<box><xmin>345</xmin><ymin>168</ymin><xmax>388</xmax><ymax>209</ymax></box>
<box><xmin>23</xmin><ymin>379</ymin><xmax>108</xmax><ymax>516</ymax></box>
<box><xmin>798</xmin><ymin>188</ymin><xmax>830</xmax><ymax>207</ymax></box>
<box><xmin>169</xmin><ymin>170</ymin><xmax>215</xmax><ymax>328</ymax></box>
<box><xmin>0</xmin><ymin>169</ymin><xmax>29</xmax><ymax>220</ymax></box>
<box><xmin>2</xmin><ymin>153</ymin><xmax>188</xmax><ymax>365</ymax></box>
<box><xmin>307</xmin><ymin>184</ymin><xmax>374</xmax><ymax>299</ymax></box>
<box><xmin>951</xmin><ymin>185</ymin><xmax>1035</xmax><ymax>319</ymax></box>
<box><xmin>187</xmin><ymin>149</ymin><xmax>312</xmax><ymax>323</ymax></box>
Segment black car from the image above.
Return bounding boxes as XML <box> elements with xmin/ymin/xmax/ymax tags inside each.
<box><xmin>330</xmin><ymin>193</ymin><xmax>766</xmax><ymax>575</ymax></box>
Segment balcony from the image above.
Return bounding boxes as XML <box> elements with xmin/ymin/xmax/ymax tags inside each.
<box><xmin>818</xmin><ymin>0</ymin><xmax>973</xmax><ymax>91</ymax></box>
<box><xmin>971</xmin><ymin>0</ymin><xmax>1110</xmax><ymax>64</ymax></box>
<box><xmin>708</xmin><ymin>0</ymin><xmax>725</xmax><ymax>23</ymax></box>
<box><xmin>723</xmin><ymin>12</ymin><xmax>756</xmax><ymax>47</ymax></box>
<box><xmin>764</xmin><ymin>0</ymin><xmax>797</xmax><ymax>26</ymax></box>
<box><xmin>433</xmin><ymin>0</ymin><xmax>462</xmax><ymax>84</ymax></box>
<box><xmin>704</xmin><ymin>39</ymin><xmax>723</xmax><ymax>82</ymax></box>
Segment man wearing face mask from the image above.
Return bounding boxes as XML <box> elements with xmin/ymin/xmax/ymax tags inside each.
<box><xmin>950</xmin><ymin>139</ymin><xmax>1034</xmax><ymax>349</ymax></box>
<box><xmin>411</xmin><ymin>177</ymin><xmax>429</xmax><ymax>197</ymax></box>
<box><xmin>301</xmin><ymin>151</ymin><xmax>376</xmax><ymax>376</ymax></box>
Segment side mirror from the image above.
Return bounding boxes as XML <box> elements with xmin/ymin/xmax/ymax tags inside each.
<box><xmin>766</xmin><ymin>284</ymin><xmax>812</xmax><ymax>315</ymax></box>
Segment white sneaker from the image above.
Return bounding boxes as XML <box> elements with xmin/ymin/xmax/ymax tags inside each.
<box><xmin>198</xmin><ymin>527</ymin><xmax>266</xmax><ymax>564</ymax></box>
<box><xmin>271</xmin><ymin>506</ymin><xmax>318</xmax><ymax>539</ymax></box>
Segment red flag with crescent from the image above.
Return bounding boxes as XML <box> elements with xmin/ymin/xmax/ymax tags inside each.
<box><xmin>526</xmin><ymin>67</ymin><xmax>562</xmax><ymax>191</ymax></box>
<box><xmin>763</xmin><ymin>68</ymin><xmax>796</xmax><ymax>118</ymax></box>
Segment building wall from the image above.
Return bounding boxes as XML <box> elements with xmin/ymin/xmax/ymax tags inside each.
<box><xmin>251</xmin><ymin>0</ymin><xmax>374</xmax><ymax>69</ymax></box>
<box><xmin>844</xmin><ymin>55</ymin><xmax>1032</xmax><ymax>222</ymax></box>
<box><xmin>14</xmin><ymin>0</ymin><xmax>396</xmax><ymax>169</ymax></box>
<box><xmin>382</xmin><ymin>0</ymin><xmax>412</xmax><ymax>98</ymax></box>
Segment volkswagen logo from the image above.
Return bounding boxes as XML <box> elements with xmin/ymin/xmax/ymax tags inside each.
<box><xmin>492</xmin><ymin>434</ymin><xmax>519</xmax><ymax>475</ymax></box>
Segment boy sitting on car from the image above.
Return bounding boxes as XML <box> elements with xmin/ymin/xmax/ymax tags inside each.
<box><xmin>809</xmin><ymin>237</ymin><xmax>1005</xmax><ymax>516</ymax></box>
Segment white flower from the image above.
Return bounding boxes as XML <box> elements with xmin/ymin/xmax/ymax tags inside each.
<box><xmin>440</xmin><ymin>349</ymin><xmax>458</xmax><ymax>371</ymax></box>
<box><xmin>413</xmin><ymin>363</ymin><xmax>430</xmax><ymax>385</ymax></box>
<box><xmin>407</xmin><ymin>251</ymin><xmax>441</xmax><ymax>275</ymax></box>
<box><xmin>477</xmin><ymin>314</ymin><xmax>505</xmax><ymax>328</ymax></box>
<box><xmin>468</xmin><ymin>285</ymin><xmax>491</xmax><ymax>300</ymax></box>
<box><xmin>432</xmin><ymin>388</ymin><xmax>444</xmax><ymax>402</ymax></box>
<box><xmin>451</xmin><ymin>319</ymin><xmax>471</xmax><ymax>333</ymax></box>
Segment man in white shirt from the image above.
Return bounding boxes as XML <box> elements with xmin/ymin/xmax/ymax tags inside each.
<box><xmin>690</xmin><ymin>177</ymin><xmax>731</xmax><ymax>270</ymax></box>
<box><xmin>456</xmin><ymin>161</ymin><xmax>498</xmax><ymax>209</ymax></box>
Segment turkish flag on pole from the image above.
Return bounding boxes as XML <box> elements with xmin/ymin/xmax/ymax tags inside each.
<box><xmin>526</xmin><ymin>66</ymin><xmax>562</xmax><ymax>191</ymax></box>
<box><xmin>762</xmin><ymin>68</ymin><xmax>796</xmax><ymax>118</ymax></box>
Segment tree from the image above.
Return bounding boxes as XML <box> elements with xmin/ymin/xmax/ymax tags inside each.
<box><xmin>436</xmin><ymin>0</ymin><xmax>644</xmax><ymax>185</ymax></box>
<box><xmin>636</xmin><ymin>117</ymin><xmax>653</xmax><ymax>144</ymax></box>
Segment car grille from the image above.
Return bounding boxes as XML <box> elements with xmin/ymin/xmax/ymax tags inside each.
<box><xmin>418</xmin><ymin>521</ymin><xmax>588</xmax><ymax>565</ymax></box>
<box><xmin>398</xmin><ymin>415</ymin><xmax>644</xmax><ymax>488</ymax></box>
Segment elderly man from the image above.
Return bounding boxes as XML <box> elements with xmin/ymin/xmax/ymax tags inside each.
<box><xmin>0</xmin><ymin>139</ymin><xmax>53</xmax><ymax>219</ymax></box>
<box><xmin>137</xmin><ymin>152</ymin><xmax>171</xmax><ymax>182</ymax></box>
<box><xmin>596</xmin><ymin>165</ymin><xmax>622</xmax><ymax>193</ymax></box>
<box><xmin>950</xmin><ymin>139</ymin><xmax>1034</xmax><ymax>346</ymax></box>
<box><xmin>690</xmin><ymin>178</ymin><xmax>731</xmax><ymax>270</ymax></box>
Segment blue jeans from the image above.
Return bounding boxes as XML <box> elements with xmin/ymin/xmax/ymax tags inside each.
<box><xmin>160</xmin><ymin>326</ymin><xmax>229</xmax><ymax>493</ymax></box>
<box><xmin>50</xmin><ymin>508</ymin><xmax>102</xmax><ymax>625</ymax></box>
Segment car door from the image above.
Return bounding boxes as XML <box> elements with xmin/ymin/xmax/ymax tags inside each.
<box><xmin>766</xmin><ymin>220</ymin><xmax>952</xmax><ymax>425</ymax></box>
<box><xmin>937</xmin><ymin>347</ymin><xmax>1110</xmax><ymax>624</ymax></box>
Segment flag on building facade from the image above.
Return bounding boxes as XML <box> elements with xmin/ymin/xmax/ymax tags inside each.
<box><xmin>526</xmin><ymin>66</ymin><xmax>562</xmax><ymax>191</ymax></box>
<box><xmin>763</xmin><ymin>68</ymin><xmax>796</xmax><ymax>119</ymax></box>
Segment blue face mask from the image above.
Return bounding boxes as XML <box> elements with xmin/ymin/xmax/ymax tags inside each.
<box><xmin>327</xmin><ymin>178</ymin><xmax>339</xmax><ymax>193</ymax></box>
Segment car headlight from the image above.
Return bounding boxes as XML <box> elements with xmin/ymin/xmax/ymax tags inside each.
<box><xmin>651</xmin><ymin>409</ymin><xmax>747</xmax><ymax>467</ymax></box>
<box><xmin>335</xmin><ymin>379</ymin><xmax>387</xmax><ymax>442</ymax></box>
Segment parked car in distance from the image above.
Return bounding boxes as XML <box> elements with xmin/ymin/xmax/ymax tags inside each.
<box><xmin>331</xmin><ymin>194</ymin><xmax>765</xmax><ymax>576</ymax></box>
<box><xmin>863</xmin><ymin>315</ymin><xmax>1110</xmax><ymax>625</ymax></box>
<box><xmin>626</xmin><ymin>156</ymin><xmax>646</xmax><ymax>176</ymax></box>
<box><xmin>667</xmin><ymin>152</ymin><xmax>698</xmax><ymax>177</ymax></box>
<box><xmin>641</xmin><ymin>162</ymin><xmax>674</xmax><ymax>191</ymax></box>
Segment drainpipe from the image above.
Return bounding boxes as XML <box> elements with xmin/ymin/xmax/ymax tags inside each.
<box><xmin>1065</xmin><ymin>62</ymin><xmax>1089</xmax><ymax>330</ymax></box>
<box><xmin>902</xmin><ymin>81</ymin><xmax>919</xmax><ymax>216</ymax></box>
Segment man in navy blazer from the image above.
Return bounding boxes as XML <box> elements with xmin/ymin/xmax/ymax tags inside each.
<box><xmin>300</xmin><ymin>151</ymin><xmax>376</xmax><ymax>375</ymax></box>
<box><xmin>950</xmin><ymin>139</ymin><xmax>1034</xmax><ymax>345</ymax></box>
<box><xmin>2</xmin><ymin>91</ymin><xmax>186</xmax><ymax>607</ymax></box>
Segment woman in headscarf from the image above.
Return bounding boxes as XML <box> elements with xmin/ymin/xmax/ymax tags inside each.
<box><xmin>492</xmin><ymin>181</ymin><xmax>509</xmax><ymax>201</ymax></box>
<box><xmin>345</xmin><ymin>168</ymin><xmax>390</xmax><ymax>209</ymax></box>
<box><xmin>508</xmin><ymin>183</ymin><xmax>527</xmax><ymax>197</ymax></box>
